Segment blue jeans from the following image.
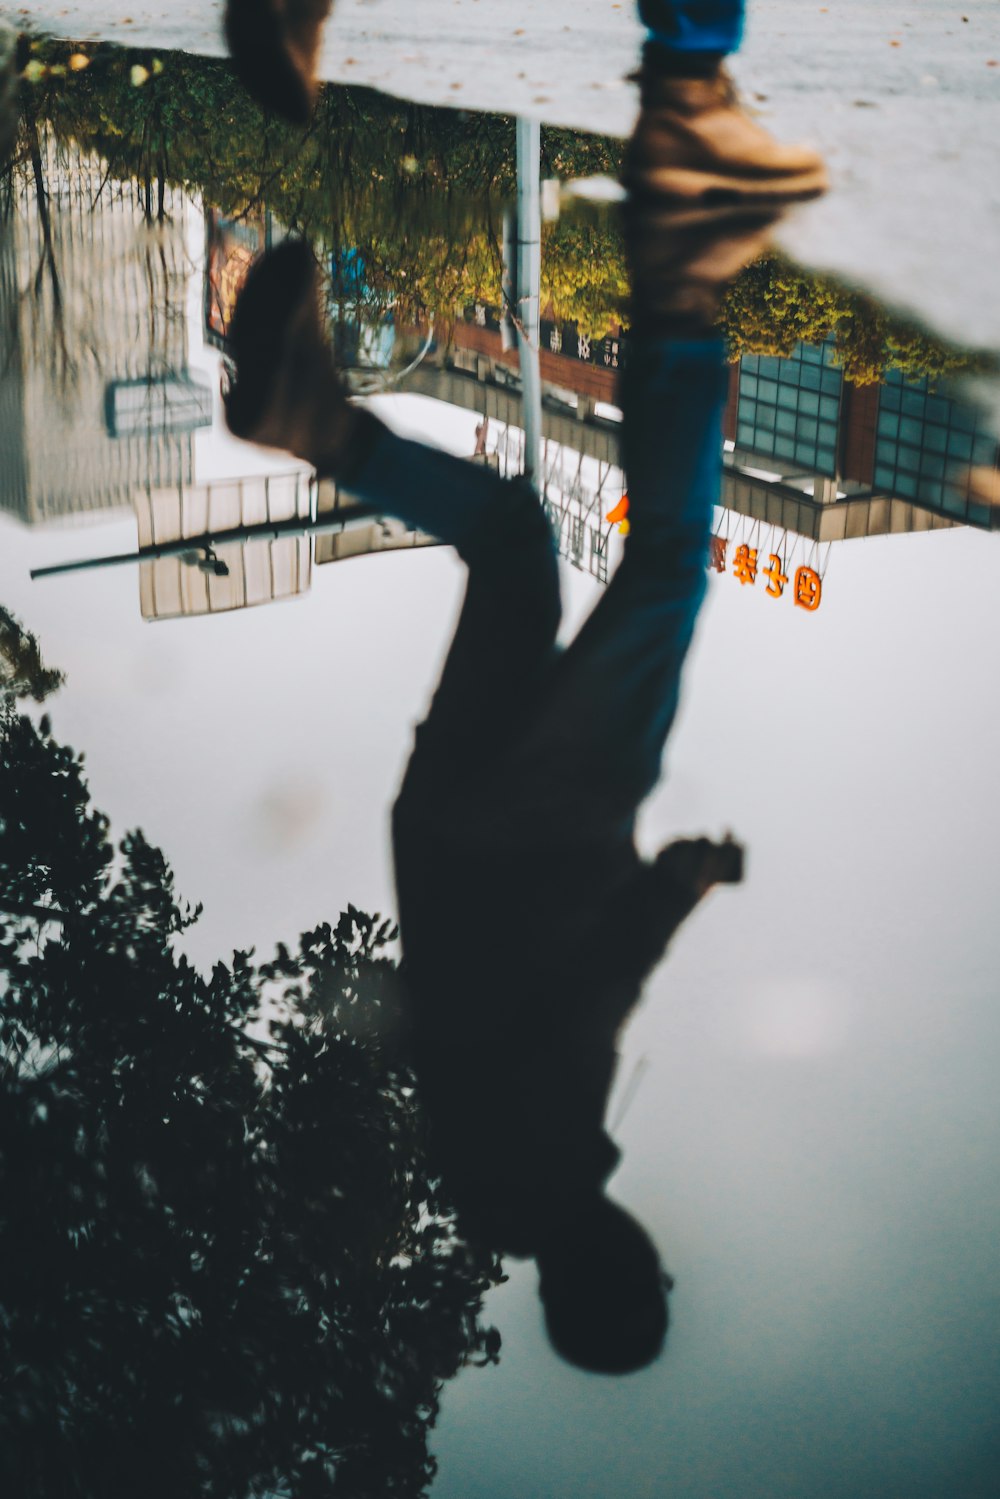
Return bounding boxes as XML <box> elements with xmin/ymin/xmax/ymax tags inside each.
<box><xmin>639</xmin><ymin>0</ymin><xmax>744</xmax><ymax>55</ymax></box>
<box><xmin>345</xmin><ymin>338</ymin><xmax>728</xmax><ymax>841</ymax></box>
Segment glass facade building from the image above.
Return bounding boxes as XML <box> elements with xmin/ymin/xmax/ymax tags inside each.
<box><xmin>735</xmin><ymin>341</ymin><xmax>843</xmax><ymax>476</ymax></box>
<box><xmin>874</xmin><ymin>369</ymin><xmax>997</xmax><ymax>525</ymax></box>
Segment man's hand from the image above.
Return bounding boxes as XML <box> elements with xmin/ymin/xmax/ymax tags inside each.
<box><xmin>654</xmin><ymin>833</ymin><xmax>744</xmax><ymax>899</ymax></box>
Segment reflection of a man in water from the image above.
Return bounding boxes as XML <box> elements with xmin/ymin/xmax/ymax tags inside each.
<box><xmin>222</xmin><ymin>0</ymin><xmax>826</xmax><ymax>1374</ymax></box>
<box><xmin>224</xmin><ymin>227</ymin><xmax>745</xmax><ymax>1374</ymax></box>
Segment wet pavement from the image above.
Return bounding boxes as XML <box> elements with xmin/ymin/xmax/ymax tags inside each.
<box><xmin>2</xmin><ymin>22</ymin><xmax>1000</xmax><ymax>1499</ymax></box>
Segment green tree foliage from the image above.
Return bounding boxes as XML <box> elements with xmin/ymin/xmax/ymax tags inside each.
<box><xmin>13</xmin><ymin>36</ymin><xmax>989</xmax><ymax>376</ymax></box>
<box><xmin>541</xmin><ymin>213</ymin><xmax>629</xmax><ymax>340</ymax></box>
<box><xmin>0</xmin><ymin>664</ymin><xmax>502</xmax><ymax>1497</ymax></box>
<box><xmin>719</xmin><ymin>254</ymin><xmax>992</xmax><ymax>387</ymax></box>
<box><xmin>12</xmin><ymin>38</ymin><xmax>624</xmax><ymax>332</ymax></box>
<box><xmin>542</xmin><ymin>125</ymin><xmax>622</xmax><ymax>183</ymax></box>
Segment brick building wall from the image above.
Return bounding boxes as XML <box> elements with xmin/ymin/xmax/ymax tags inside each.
<box><xmin>451</xmin><ymin>321</ymin><xmax>621</xmax><ymax>403</ymax></box>
<box><xmin>839</xmin><ymin>380</ymin><xmax>880</xmax><ymax>485</ymax></box>
<box><xmin>722</xmin><ymin>363</ymin><xmax>740</xmax><ymax>443</ymax></box>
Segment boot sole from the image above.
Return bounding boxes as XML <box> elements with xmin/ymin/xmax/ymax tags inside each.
<box><xmin>625</xmin><ymin>162</ymin><xmax>829</xmax><ymax>205</ymax></box>
<box><xmin>623</xmin><ymin>198</ymin><xmax>784</xmax><ymax>234</ymax></box>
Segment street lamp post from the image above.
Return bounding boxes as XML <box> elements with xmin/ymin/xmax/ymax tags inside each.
<box><xmin>502</xmin><ymin>117</ymin><xmax>542</xmax><ymax>490</ymax></box>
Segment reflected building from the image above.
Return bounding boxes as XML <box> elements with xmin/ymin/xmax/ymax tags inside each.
<box><xmin>0</xmin><ymin>132</ymin><xmax>210</xmax><ymax>527</ymax></box>
<box><xmin>724</xmin><ymin>345</ymin><xmax>999</xmax><ymax>539</ymax></box>
<box><xmin>407</xmin><ymin>305</ymin><xmax>624</xmax><ymax>584</ymax></box>
<box><xmin>129</xmin><ymin>471</ymin><xmax>436</xmax><ymax>624</ymax></box>
<box><xmin>314</xmin><ymin>478</ymin><xmax>437</xmax><ymax>565</ymax></box>
<box><xmin>26</xmin><ymin>174</ymin><xmax>1000</xmax><ymax>625</ymax></box>
<box><xmin>204</xmin><ymin>206</ymin><xmax>269</xmax><ymax>353</ymax></box>
<box><xmin>136</xmin><ymin>472</ymin><xmax>312</xmax><ymax>621</ymax></box>
<box><xmin>406</xmin><ymin>306</ymin><xmax>1000</xmax><ymax>605</ymax></box>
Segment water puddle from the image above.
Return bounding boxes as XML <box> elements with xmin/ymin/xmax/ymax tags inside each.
<box><xmin>2</xmin><ymin>30</ymin><xmax>999</xmax><ymax>1499</ymax></box>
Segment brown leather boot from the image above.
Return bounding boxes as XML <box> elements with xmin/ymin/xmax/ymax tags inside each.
<box><xmin>224</xmin><ymin>0</ymin><xmax>333</xmax><ymax>124</ymax></box>
<box><xmin>623</xmin><ymin>197</ymin><xmax>783</xmax><ymax>337</ymax></box>
<box><xmin>623</xmin><ymin>51</ymin><xmax>828</xmax><ymax>206</ymax></box>
<box><xmin>223</xmin><ymin>240</ymin><xmax>364</xmax><ymax>474</ymax></box>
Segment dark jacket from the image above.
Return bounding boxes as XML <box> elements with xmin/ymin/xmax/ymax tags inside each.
<box><xmin>392</xmin><ymin>792</ymin><xmax>729</xmax><ymax>1255</ymax></box>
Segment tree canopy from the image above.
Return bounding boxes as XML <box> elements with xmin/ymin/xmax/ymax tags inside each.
<box><xmin>718</xmin><ymin>253</ymin><xmax>994</xmax><ymax>388</ymax></box>
<box><xmin>8</xmin><ymin>36</ymin><xmax>627</xmax><ymax>333</ymax></box>
<box><xmin>0</xmin><ymin>623</ymin><xmax>502</xmax><ymax>1498</ymax></box>
<box><xmin>8</xmin><ymin>35</ymin><xmax>992</xmax><ymax>370</ymax></box>
<box><xmin>7</xmin><ymin>34</ymin><xmax>995</xmax><ymax>368</ymax></box>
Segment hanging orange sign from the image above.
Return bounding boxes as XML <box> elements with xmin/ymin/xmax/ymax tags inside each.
<box><xmin>794</xmin><ymin>566</ymin><xmax>822</xmax><ymax>611</ymax></box>
<box><xmin>707</xmin><ymin>537</ymin><xmax>824</xmax><ymax>611</ymax></box>
<box><xmin>732</xmin><ymin>543</ymin><xmax>758</xmax><ymax>586</ymax></box>
<box><xmin>763</xmin><ymin>553</ymin><xmax>788</xmax><ymax>598</ymax></box>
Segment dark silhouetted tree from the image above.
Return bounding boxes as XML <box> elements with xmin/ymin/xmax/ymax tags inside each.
<box><xmin>0</xmin><ymin>670</ymin><xmax>502</xmax><ymax>1498</ymax></box>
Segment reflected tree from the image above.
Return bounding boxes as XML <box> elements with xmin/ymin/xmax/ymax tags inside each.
<box><xmin>0</xmin><ymin>23</ymin><xmax>17</xmax><ymax>165</ymax></box>
<box><xmin>0</xmin><ymin>607</ymin><xmax>64</xmax><ymax>703</ymax></box>
<box><xmin>10</xmin><ymin>36</ymin><xmax>999</xmax><ymax>372</ymax></box>
<box><xmin>12</xmin><ymin>39</ymin><xmax>622</xmax><ymax>333</ymax></box>
<box><xmin>0</xmin><ymin>652</ymin><xmax>502</xmax><ymax>1498</ymax></box>
<box><xmin>720</xmin><ymin>253</ymin><xmax>997</xmax><ymax>386</ymax></box>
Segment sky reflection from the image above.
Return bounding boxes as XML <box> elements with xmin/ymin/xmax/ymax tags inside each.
<box><xmin>2</xmin><ymin>29</ymin><xmax>1000</xmax><ymax>1499</ymax></box>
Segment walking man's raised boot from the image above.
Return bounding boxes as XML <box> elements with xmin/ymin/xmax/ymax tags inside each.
<box><xmin>624</xmin><ymin>46</ymin><xmax>829</xmax><ymax>207</ymax></box>
<box><xmin>223</xmin><ymin>240</ymin><xmax>367</xmax><ymax>476</ymax></box>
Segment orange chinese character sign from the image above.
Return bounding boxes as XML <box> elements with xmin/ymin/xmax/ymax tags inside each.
<box><xmin>732</xmin><ymin>544</ymin><xmax>758</xmax><ymax>586</ymax></box>
<box><xmin>794</xmin><ymin>566</ymin><xmax>822</xmax><ymax>611</ymax></box>
<box><xmin>708</xmin><ymin>536</ymin><xmax>727</xmax><ymax>573</ymax></box>
<box><xmin>763</xmin><ymin>553</ymin><xmax>788</xmax><ymax>598</ymax></box>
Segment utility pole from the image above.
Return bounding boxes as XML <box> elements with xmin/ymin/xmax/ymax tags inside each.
<box><xmin>502</xmin><ymin>118</ymin><xmax>542</xmax><ymax>490</ymax></box>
